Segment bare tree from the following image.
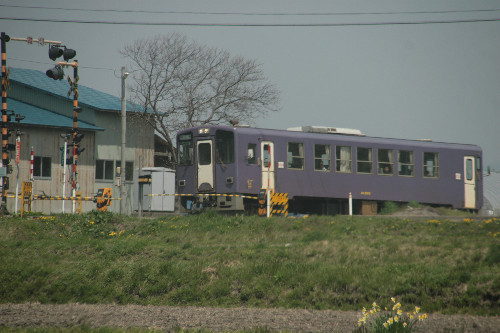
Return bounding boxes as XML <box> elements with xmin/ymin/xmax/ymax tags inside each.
<box><xmin>121</xmin><ymin>33</ymin><xmax>280</xmax><ymax>168</ymax></box>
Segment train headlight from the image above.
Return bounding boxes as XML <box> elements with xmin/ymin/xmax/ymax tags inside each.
<box><xmin>198</xmin><ymin>128</ymin><xmax>209</xmax><ymax>134</ymax></box>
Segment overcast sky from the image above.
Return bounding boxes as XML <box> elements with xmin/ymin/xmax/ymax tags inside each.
<box><xmin>1</xmin><ymin>0</ymin><xmax>499</xmax><ymax>168</ymax></box>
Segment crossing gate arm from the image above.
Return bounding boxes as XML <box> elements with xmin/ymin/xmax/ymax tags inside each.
<box><xmin>147</xmin><ymin>193</ymin><xmax>259</xmax><ymax>200</ymax></box>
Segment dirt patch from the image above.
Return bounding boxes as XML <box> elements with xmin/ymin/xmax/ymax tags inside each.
<box><xmin>1</xmin><ymin>303</ymin><xmax>499</xmax><ymax>332</ymax></box>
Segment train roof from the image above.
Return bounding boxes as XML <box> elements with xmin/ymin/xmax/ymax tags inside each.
<box><xmin>179</xmin><ymin>125</ymin><xmax>482</xmax><ymax>152</ymax></box>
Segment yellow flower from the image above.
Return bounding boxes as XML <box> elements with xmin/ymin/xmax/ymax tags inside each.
<box><xmin>394</xmin><ymin>316</ymin><xmax>399</xmax><ymax>322</ymax></box>
<box><xmin>397</xmin><ymin>309</ymin><xmax>402</xmax><ymax>315</ymax></box>
<box><xmin>388</xmin><ymin>318</ymin><xmax>394</xmax><ymax>324</ymax></box>
<box><xmin>391</xmin><ymin>297</ymin><xmax>396</xmax><ymax>303</ymax></box>
<box><xmin>415</xmin><ymin>306</ymin><xmax>421</xmax><ymax>313</ymax></box>
<box><xmin>403</xmin><ymin>322</ymin><xmax>407</xmax><ymax>327</ymax></box>
<box><xmin>383</xmin><ymin>322</ymin><xmax>389</xmax><ymax>328</ymax></box>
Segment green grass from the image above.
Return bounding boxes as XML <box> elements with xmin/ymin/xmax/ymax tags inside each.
<box><xmin>0</xmin><ymin>211</ymin><xmax>499</xmax><ymax>316</ymax></box>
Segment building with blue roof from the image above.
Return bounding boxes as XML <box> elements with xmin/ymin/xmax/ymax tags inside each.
<box><xmin>1</xmin><ymin>67</ymin><xmax>156</xmax><ymax>214</ymax></box>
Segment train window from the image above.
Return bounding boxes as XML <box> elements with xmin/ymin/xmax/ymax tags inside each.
<box><xmin>177</xmin><ymin>135</ymin><xmax>193</xmax><ymax>166</ymax></box>
<box><xmin>378</xmin><ymin>149</ymin><xmax>394</xmax><ymax>176</ymax></box>
<box><xmin>357</xmin><ymin>147</ymin><xmax>373</xmax><ymax>174</ymax></box>
<box><xmin>398</xmin><ymin>150</ymin><xmax>414</xmax><ymax>177</ymax></box>
<box><xmin>336</xmin><ymin>146</ymin><xmax>352</xmax><ymax>173</ymax></box>
<box><xmin>263</xmin><ymin>144</ymin><xmax>271</xmax><ymax>167</ymax></box>
<box><xmin>423</xmin><ymin>152</ymin><xmax>439</xmax><ymax>178</ymax></box>
<box><xmin>215</xmin><ymin>130</ymin><xmax>234</xmax><ymax>164</ymax></box>
<box><xmin>198</xmin><ymin>143</ymin><xmax>212</xmax><ymax>165</ymax></box>
<box><xmin>466</xmin><ymin>159</ymin><xmax>474</xmax><ymax>181</ymax></box>
<box><xmin>287</xmin><ymin>142</ymin><xmax>304</xmax><ymax>170</ymax></box>
<box><xmin>314</xmin><ymin>144</ymin><xmax>330</xmax><ymax>171</ymax></box>
<box><xmin>247</xmin><ymin>143</ymin><xmax>257</xmax><ymax>164</ymax></box>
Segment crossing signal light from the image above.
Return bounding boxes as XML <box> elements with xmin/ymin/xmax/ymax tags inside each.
<box><xmin>73</xmin><ymin>132</ymin><xmax>84</xmax><ymax>144</ymax></box>
<box><xmin>75</xmin><ymin>147</ymin><xmax>85</xmax><ymax>155</ymax></box>
<box><xmin>48</xmin><ymin>46</ymin><xmax>64</xmax><ymax>61</ymax></box>
<box><xmin>63</xmin><ymin>48</ymin><xmax>76</xmax><ymax>61</ymax></box>
<box><xmin>46</xmin><ymin>65</ymin><xmax>65</xmax><ymax>80</ymax></box>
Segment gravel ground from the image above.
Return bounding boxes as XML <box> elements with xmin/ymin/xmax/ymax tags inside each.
<box><xmin>1</xmin><ymin>303</ymin><xmax>499</xmax><ymax>332</ymax></box>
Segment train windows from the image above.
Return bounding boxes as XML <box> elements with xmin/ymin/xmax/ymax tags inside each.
<box><xmin>314</xmin><ymin>144</ymin><xmax>330</xmax><ymax>171</ymax></box>
<box><xmin>287</xmin><ymin>142</ymin><xmax>304</xmax><ymax>170</ymax></box>
<box><xmin>177</xmin><ymin>133</ymin><xmax>193</xmax><ymax>166</ymax></box>
<box><xmin>198</xmin><ymin>143</ymin><xmax>212</xmax><ymax>165</ymax></box>
<box><xmin>215</xmin><ymin>130</ymin><xmax>234</xmax><ymax>164</ymax></box>
<box><xmin>378</xmin><ymin>149</ymin><xmax>394</xmax><ymax>175</ymax></box>
<box><xmin>357</xmin><ymin>147</ymin><xmax>373</xmax><ymax>174</ymax></box>
<box><xmin>466</xmin><ymin>158</ymin><xmax>474</xmax><ymax>181</ymax></box>
<box><xmin>263</xmin><ymin>144</ymin><xmax>271</xmax><ymax>167</ymax></box>
<box><xmin>398</xmin><ymin>150</ymin><xmax>414</xmax><ymax>177</ymax></box>
<box><xmin>336</xmin><ymin>146</ymin><xmax>352</xmax><ymax>173</ymax></box>
<box><xmin>247</xmin><ymin>143</ymin><xmax>257</xmax><ymax>164</ymax></box>
<box><xmin>423</xmin><ymin>152</ymin><xmax>439</xmax><ymax>178</ymax></box>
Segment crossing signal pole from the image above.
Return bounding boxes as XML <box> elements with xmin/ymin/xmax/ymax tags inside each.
<box><xmin>0</xmin><ymin>32</ymin><xmax>71</xmax><ymax>214</ymax></box>
<box><xmin>1</xmin><ymin>32</ymin><xmax>9</xmax><ymax>214</ymax></box>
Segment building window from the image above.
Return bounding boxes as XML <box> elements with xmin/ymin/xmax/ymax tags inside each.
<box><xmin>287</xmin><ymin>142</ymin><xmax>304</xmax><ymax>170</ymax></box>
<box><xmin>423</xmin><ymin>152</ymin><xmax>439</xmax><ymax>178</ymax></box>
<box><xmin>357</xmin><ymin>147</ymin><xmax>373</xmax><ymax>174</ymax></box>
<box><xmin>96</xmin><ymin>159</ymin><xmax>114</xmax><ymax>181</ymax></box>
<box><xmin>398</xmin><ymin>150</ymin><xmax>414</xmax><ymax>177</ymax></box>
<box><xmin>33</xmin><ymin>156</ymin><xmax>51</xmax><ymax>178</ymax></box>
<box><xmin>116</xmin><ymin>161</ymin><xmax>134</xmax><ymax>181</ymax></box>
<box><xmin>336</xmin><ymin>146</ymin><xmax>352</xmax><ymax>173</ymax></box>
<box><xmin>378</xmin><ymin>149</ymin><xmax>394</xmax><ymax>175</ymax></box>
<box><xmin>314</xmin><ymin>144</ymin><xmax>330</xmax><ymax>171</ymax></box>
<box><xmin>247</xmin><ymin>143</ymin><xmax>257</xmax><ymax>164</ymax></box>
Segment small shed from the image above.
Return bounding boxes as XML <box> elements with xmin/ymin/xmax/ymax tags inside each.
<box><xmin>134</xmin><ymin>167</ymin><xmax>175</xmax><ymax>212</ymax></box>
<box><xmin>483</xmin><ymin>172</ymin><xmax>500</xmax><ymax>216</ymax></box>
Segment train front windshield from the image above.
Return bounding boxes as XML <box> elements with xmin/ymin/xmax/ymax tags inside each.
<box><xmin>177</xmin><ymin>132</ymin><xmax>193</xmax><ymax>165</ymax></box>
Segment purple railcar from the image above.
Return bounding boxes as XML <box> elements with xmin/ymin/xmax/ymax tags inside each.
<box><xmin>176</xmin><ymin>125</ymin><xmax>483</xmax><ymax>215</ymax></box>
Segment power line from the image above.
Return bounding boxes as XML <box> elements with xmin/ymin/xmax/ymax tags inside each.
<box><xmin>1</xmin><ymin>17</ymin><xmax>499</xmax><ymax>26</ymax></box>
<box><xmin>8</xmin><ymin>58</ymin><xmax>115</xmax><ymax>71</ymax></box>
<box><xmin>1</xmin><ymin>4</ymin><xmax>500</xmax><ymax>16</ymax></box>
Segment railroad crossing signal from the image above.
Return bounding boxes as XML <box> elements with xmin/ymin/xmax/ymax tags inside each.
<box><xmin>46</xmin><ymin>45</ymin><xmax>76</xmax><ymax>80</ymax></box>
<box><xmin>46</xmin><ymin>64</ymin><xmax>65</xmax><ymax>80</ymax></box>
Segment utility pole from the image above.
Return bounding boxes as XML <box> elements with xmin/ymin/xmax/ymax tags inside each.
<box><xmin>120</xmin><ymin>66</ymin><xmax>128</xmax><ymax>214</ymax></box>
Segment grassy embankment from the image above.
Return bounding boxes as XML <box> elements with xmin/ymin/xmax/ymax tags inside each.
<box><xmin>0</xmin><ymin>210</ymin><xmax>499</xmax><ymax>316</ymax></box>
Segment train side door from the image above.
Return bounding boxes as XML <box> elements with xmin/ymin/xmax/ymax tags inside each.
<box><xmin>197</xmin><ymin>140</ymin><xmax>214</xmax><ymax>191</ymax></box>
<box><xmin>464</xmin><ymin>156</ymin><xmax>476</xmax><ymax>209</ymax></box>
<box><xmin>261</xmin><ymin>141</ymin><xmax>275</xmax><ymax>191</ymax></box>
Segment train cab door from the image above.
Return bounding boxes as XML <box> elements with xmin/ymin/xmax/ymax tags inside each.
<box><xmin>197</xmin><ymin>140</ymin><xmax>214</xmax><ymax>191</ymax></box>
<box><xmin>464</xmin><ymin>156</ymin><xmax>476</xmax><ymax>209</ymax></box>
<box><xmin>261</xmin><ymin>141</ymin><xmax>275</xmax><ymax>191</ymax></box>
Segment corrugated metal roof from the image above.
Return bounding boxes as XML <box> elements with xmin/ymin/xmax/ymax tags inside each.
<box><xmin>9</xmin><ymin>67</ymin><xmax>140</xmax><ymax>112</ymax></box>
<box><xmin>6</xmin><ymin>98</ymin><xmax>103</xmax><ymax>131</ymax></box>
